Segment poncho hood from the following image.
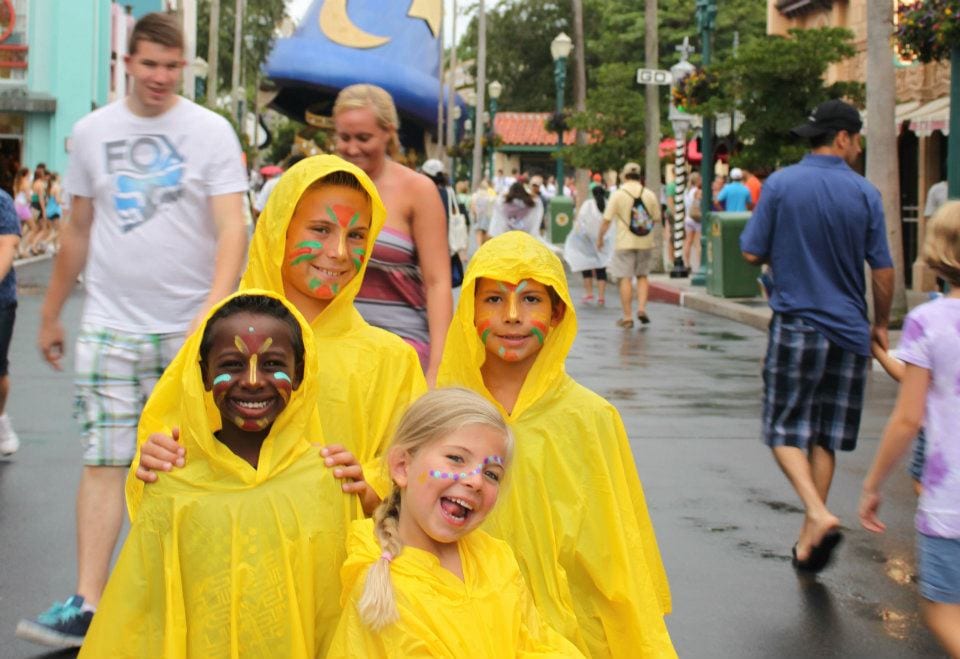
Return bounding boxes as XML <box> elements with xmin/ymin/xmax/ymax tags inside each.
<box><xmin>438</xmin><ymin>230</ymin><xmax>575</xmax><ymax>420</ymax></box>
<box><xmin>240</xmin><ymin>154</ymin><xmax>386</xmax><ymax>337</ymax></box>
<box><xmin>126</xmin><ymin>289</ymin><xmax>323</xmax><ymax>519</ymax></box>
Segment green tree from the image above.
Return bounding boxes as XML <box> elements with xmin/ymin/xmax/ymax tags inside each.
<box><xmin>196</xmin><ymin>0</ymin><xmax>286</xmax><ymax>102</ymax></box>
<box><xmin>683</xmin><ymin>27</ymin><xmax>863</xmax><ymax>172</ymax></box>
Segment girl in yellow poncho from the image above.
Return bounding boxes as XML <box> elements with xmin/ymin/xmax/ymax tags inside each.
<box><xmin>327</xmin><ymin>387</ymin><xmax>583</xmax><ymax>658</ymax></box>
<box><xmin>81</xmin><ymin>291</ymin><xmax>350</xmax><ymax>658</ymax></box>
<box><xmin>132</xmin><ymin>155</ymin><xmax>426</xmax><ymax>515</ymax></box>
<box><xmin>437</xmin><ymin>231</ymin><xmax>676</xmax><ymax>658</ymax></box>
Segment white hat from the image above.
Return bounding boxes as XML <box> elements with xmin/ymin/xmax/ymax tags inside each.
<box><xmin>421</xmin><ymin>159</ymin><xmax>446</xmax><ymax>177</ymax></box>
<box><xmin>730</xmin><ymin>167</ymin><xmax>744</xmax><ymax>180</ymax></box>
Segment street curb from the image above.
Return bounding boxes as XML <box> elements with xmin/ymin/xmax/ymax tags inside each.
<box><xmin>649</xmin><ymin>279</ymin><xmax>771</xmax><ymax>332</ymax></box>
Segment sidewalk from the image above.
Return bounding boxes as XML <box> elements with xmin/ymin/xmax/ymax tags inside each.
<box><xmin>647</xmin><ymin>270</ymin><xmax>931</xmax><ymax>340</ymax></box>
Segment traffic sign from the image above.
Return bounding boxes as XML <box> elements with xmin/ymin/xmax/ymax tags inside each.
<box><xmin>636</xmin><ymin>68</ymin><xmax>673</xmax><ymax>86</ymax></box>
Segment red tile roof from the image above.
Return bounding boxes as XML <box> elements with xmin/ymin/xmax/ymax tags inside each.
<box><xmin>494</xmin><ymin>112</ymin><xmax>576</xmax><ymax>146</ymax></box>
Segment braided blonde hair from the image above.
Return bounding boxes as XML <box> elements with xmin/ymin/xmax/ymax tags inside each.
<box><xmin>333</xmin><ymin>84</ymin><xmax>403</xmax><ymax>160</ymax></box>
<box><xmin>357</xmin><ymin>387</ymin><xmax>513</xmax><ymax>630</ymax></box>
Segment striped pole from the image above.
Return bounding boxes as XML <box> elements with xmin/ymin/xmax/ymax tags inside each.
<box><xmin>670</xmin><ymin>124</ymin><xmax>690</xmax><ymax>277</ymax></box>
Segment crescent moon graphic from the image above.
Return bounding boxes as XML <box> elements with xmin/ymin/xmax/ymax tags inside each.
<box><xmin>318</xmin><ymin>0</ymin><xmax>390</xmax><ymax>49</ymax></box>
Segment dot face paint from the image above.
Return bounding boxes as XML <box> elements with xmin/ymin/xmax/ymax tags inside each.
<box><xmin>428</xmin><ymin>455</ymin><xmax>504</xmax><ymax>481</ymax></box>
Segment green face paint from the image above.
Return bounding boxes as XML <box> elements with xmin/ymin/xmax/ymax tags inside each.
<box><xmin>212</xmin><ymin>373</ymin><xmax>231</xmax><ymax>386</ymax></box>
<box><xmin>288</xmin><ymin>240</ymin><xmax>324</xmax><ymax>267</ymax></box>
<box><xmin>351</xmin><ymin>247</ymin><xmax>366</xmax><ymax>271</ymax></box>
<box><xmin>274</xmin><ymin>371</ymin><xmax>291</xmax><ymax>383</ymax></box>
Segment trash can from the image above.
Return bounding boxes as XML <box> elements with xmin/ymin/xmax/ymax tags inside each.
<box><xmin>706</xmin><ymin>212</ymin><xmax>761</xmax><ymax>298</ymax></box>
<box><xmin>547</xmin><ymin>195</ymin><xmax>574</xmax><ymax>244</ymax></box>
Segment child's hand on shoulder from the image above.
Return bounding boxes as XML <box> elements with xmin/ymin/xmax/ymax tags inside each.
<box><xmin>136</xmin><ymin>427</ymin><xmax>185</xmax><ymax>483</ymax></box>
<box><xmin>321</xmin><ymin>445</ymin><xmax>381</xmax><ymax>515</ymax></box>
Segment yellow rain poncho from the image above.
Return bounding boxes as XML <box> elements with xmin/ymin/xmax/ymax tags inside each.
<box><xmin>85</xmin><ymin>291</ymin><xmax>350</xmax><ymax>658</ymax></box>
<box><xmin>438</xmin><ymin>231</ymin><xmax>675</xmax><ymax>658</ymax></box>
<box><xmin>128</xmin><ymin>155</ymin><xmax>425</xmax><ymax>517</ymax></box>
<box><xmin>327</xmin><ymin>518</ymin><xmax>584</xmax><ymax>658</ymax></box>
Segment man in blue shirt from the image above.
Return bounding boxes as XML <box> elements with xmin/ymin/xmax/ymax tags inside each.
<box><xmin>717</xmin><ymin>168</ymin><xmax>753</xmax><ymax>212</ymax></box>
<box><xmin>740</xmin><ymin>99</ymin><xmax>894</xmax><ymax>573</ymax></box>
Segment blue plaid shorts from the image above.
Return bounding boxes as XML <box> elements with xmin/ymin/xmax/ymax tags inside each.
<box><xmin>761</xmin><ymin>313</ymin><xmax>868</xmax><ymax>452</ymax></box>
<box><xmin>74</xmin><ymin>325</ymin><xmax>184</xmax><ymax>466</ymax></box>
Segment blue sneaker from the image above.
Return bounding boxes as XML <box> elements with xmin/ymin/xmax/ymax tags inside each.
<box><xmin>15</xmin><ymin>595</ymin><xmax>93</xmax><ymax>648</ymax></box>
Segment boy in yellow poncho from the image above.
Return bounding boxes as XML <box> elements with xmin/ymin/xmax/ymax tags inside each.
<box><xmin>437</xmin><ymin>231</ymin><xmax>676</xmax><ymax>658</ymax></box>
<box><xmin>81</xmin><ymin>291</ymin><xmax>350</xmax><ymax>658</ymax></box>
<box><xmin>328</xmin><ymin>387</ymin><xmax>583</xmax><ymax>658</ymax></box>
<box><xmin>132</xmin><ymin>155</ymin><xmax>426</xmax><ymax>515</ymax></box>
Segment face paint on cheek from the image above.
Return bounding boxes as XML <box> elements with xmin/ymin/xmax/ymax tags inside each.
<box><xmin>273</xmin><ymin>371</ymin><xmax>293</xmax><ymax>403</ymax></box>
<box><xmin>351</xmin><ymin>247</ymin><xmax>366</xmax><ymax>271</ymax></box>
<box><xmin>530</xmin><ymin>318</ymin><xmax>548</xmax><ymax>345</ymax></box>
<box><xmin>288</xmin><ymin>240</ymin><xmax>324</xmax><ymax>266</ymax></box>
<box><xmin>212</xmin><ymin>373</ymin><xmax>232</xmax><ymax>403</ymax></box>
<box><xmin>476</xmin><ymin>318</ymin><xmax>493</xmax><ymax>344</ymax></box>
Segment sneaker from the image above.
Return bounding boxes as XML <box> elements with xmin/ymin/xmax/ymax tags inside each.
<box><xmin>0</xmin><ymin>413</ymin><xmax>19</xmax><ymax>455</ymax></box>
<box><xmin>15</xmin><ymin>595</ymin><xmax>93</xmax><ymax>648</ymax></box>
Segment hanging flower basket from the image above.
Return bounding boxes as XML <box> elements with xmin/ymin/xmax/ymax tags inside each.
<box><xmin>895</xmin><ymin>0</ymin><xmax>960</xmax><ymax>63</ymax></box>
<box><xmin>673</xmin><ymin>68</ymin><xmax>719</xmax><ymax>113</ymax></box>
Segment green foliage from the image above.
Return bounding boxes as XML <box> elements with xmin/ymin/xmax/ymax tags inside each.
<box><xmin>196</xmin><ymin>0</ymin><xmax>286</xmax><ymax>101</ymax></box>
<box><xmin>684</xmin><ymin>27</ymin><xmax>863</xmax><ymax>172</ymax></box>
<box><xmin>563</xmin><ymin>63</ymin><xmax>646</xmax><ymax>172</ymax></box>
<box><xmin>213</xmin><ymin>107</ymin><xmax>254</xmax><ymax>164</ymax></box>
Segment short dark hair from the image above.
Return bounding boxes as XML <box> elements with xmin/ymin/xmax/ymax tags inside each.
<box><xmin>129</xmin><ymin>12</ymin><xmax>184</xmax><ymax>56</ymax></box>
<box><xmin>623</xmin><ymin>171</ymin><xmax>642</xmax><ymax>181</ymax></box>
<box><xmin>809</xmin><ymin>130</ymin><xmax>838</xmax><ymax>150</ymax></box>
<box><xmin>200</xmin><ymin>295</ymin><xmax>306</xmax><ymax>376</ymax></box>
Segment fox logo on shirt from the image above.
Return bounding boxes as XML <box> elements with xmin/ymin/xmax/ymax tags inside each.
<box><xmin>104</xmin><ymin>135</ymin><xmax>185</xmax><ymax>232</ymax></box>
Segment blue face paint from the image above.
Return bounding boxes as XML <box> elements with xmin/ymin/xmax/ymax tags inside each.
<box><xmin>212</xmin><ymin>373</ymin><xmax>232</xmax><ymax>386</ymax></box>
<box><xmin>274</xmin><ymin>371</ymin><xmax>292</xmax><ymax>383</ymax></box>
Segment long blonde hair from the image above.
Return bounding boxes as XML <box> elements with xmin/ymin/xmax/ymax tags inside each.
<box><xmin>923</xmin><ymin>200</ymin><xmax>960</xmax><ymax>287</ymax></box>
<box><xmin>357</xmin><ymin>387</ymin><xmax>513</xmax><ymax>630</ymax></box>
<box><xmin>333</xmin><ymin>84</ymin><xmax>402</xmax><ymax>160</ymax></box>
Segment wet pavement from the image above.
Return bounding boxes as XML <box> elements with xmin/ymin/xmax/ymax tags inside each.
<box><xmin>0</xmin><ymin>259</ymin><xmax>947</xmax><ymax>658</ymax></box>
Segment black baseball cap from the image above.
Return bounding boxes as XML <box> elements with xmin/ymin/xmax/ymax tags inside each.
<box><xmin>790</xmin><ymin>99</ymin><xmax>863</xmax><ymax>138</ymax></box>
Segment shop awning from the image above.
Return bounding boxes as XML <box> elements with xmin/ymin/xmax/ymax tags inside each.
<box><xmin>908</xmin><ymin>97</ymin><xmax>951</xmax><ymax>136</ymax></box>
<box><xmin>860</xmin><ymin>100</ymin><xmax>918</xmax><ymax>131</ymax></box>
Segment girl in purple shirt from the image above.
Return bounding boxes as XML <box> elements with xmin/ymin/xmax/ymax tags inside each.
<box><xmin>860</xmin><ymin>201</ymin><xmax>960</xmax><ymax>657</ymax></box>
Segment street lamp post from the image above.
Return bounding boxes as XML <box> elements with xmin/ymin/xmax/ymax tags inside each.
<box><xmin>487</xmin><ymin>80</ymin><xmax>502</xmax><ymax>181</ymax></box>
<box><xmin>551</xmin><ymin>32</ymin><xmax>573</xmax><ymax>194</ymax></box>
<box><xmin>693</xmin><ymin>0</ymin><xmax>717</xmax><ymax>285</ymax></box>
<box><xmin>668</xmin><ymin>37</ymin><xmax>696</xmax><ymax>279</ymax></box>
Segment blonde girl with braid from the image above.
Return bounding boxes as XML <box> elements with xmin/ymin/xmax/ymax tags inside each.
<box><xmin>327</xmin><ymin>388</ymin><xmax>582</xmax><ymax>657</ymax></box>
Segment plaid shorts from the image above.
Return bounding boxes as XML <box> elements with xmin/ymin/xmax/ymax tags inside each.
<box><xmin>74</xmin><ymin>325</ymin><xmax>184</xmax><ymax>466</ymax></box>
<box><xmin>761</xmin><ymin>313</ymin><xmax>868</xmax><ymax>452</ymax></box>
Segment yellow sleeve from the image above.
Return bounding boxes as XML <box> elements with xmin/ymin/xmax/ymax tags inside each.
<box><xmin>362</xmin><ymin>344</ymin><xmax>426</xmax><ymax>501</ymax></box>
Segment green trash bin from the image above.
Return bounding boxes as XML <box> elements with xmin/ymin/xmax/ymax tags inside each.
<box><xmin>706</xmin><ymin>212</ymin><xmax>761</xmax><ymax>298</ymax></box>
<box><xmin>547</xmin><ymin>195</ymin><xmax>574</xmax><ymax>244</ymax></box>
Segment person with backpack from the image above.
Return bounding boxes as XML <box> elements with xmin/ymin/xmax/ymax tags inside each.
<box><xmin>598</xmin><ymin>162</ymin><xmax>660</xmax><ymax>328</ymax></box>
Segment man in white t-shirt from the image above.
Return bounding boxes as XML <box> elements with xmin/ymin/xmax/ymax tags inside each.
<box><xmin>20</xmin><ymin>13</ymin><xmax>248</xmax><ymax>649</ymax></box>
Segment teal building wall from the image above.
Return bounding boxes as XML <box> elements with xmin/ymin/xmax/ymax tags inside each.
<box><xmin>23</xmin><ymin>0</ymin><xmax>112</xmax><ymax>174</ymax></box>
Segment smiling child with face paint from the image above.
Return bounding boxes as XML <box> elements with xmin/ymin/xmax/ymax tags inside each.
<box><xmin>82</xmin><ymin>292</ymin><xmax>351</xmax><ymax>658</ymax></box>
<box><xmin>436</xmin><ymin>231</ymin><xmax>676</xmax><ymax>658</ymax></box>
<box><xmin>327</xmin><ymin>387</ymin><xmax>583</xmax><ymax>657</ymax></box>
<box><xmin>131</xmin><ymin>156</ymin><xmax>427</xmax><ymax>517</ymax></box>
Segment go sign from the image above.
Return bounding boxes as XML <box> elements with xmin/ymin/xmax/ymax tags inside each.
<box><xmin>636</xmin><ymin>68</ymin><xmax>673</xmax><ymax>86</ymax></box>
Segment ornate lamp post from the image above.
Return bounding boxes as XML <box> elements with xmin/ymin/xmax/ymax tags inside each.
<box><xmin>551</xmin><ymin>32</ymin><xmax>573</xmax><ymax>194</ymax></box>
<box><xmin>487</xmin><ymin>80</ymin><xmax>502</xmax><ymax>181</ymax></box>
<box><xmin>668</xmin><ymin>37</ymin><xmax>696</xmax><ymax>278</ymax></box>
<box><xmin>692</xmin><ymin>0</ymin><xmax>717</xmax><ymax>285</ymax></box>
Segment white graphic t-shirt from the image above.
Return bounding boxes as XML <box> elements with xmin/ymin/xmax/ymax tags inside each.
<box><xmin>65</xmin><ymin>97</ymin><xmax>247</xmax><ymax>333</ymax></box>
